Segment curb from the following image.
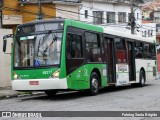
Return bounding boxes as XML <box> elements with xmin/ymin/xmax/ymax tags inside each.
<box><xmin>0</xmin><ymin>92</ymin><xmax>45</xmax><ymax>100</ymax></box>
<box><xmin>17</xmin><ymin>92</ymin><xmax>45</xmax><ymax>97</ymax></box>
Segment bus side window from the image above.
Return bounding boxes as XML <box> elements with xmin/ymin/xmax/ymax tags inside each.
<box><xmin>85</xmin><ymin>32</ymin><xmax>101</xmax><ymax>62</ymax></box>
<box><xmin>150</xmin><ymin>43</ymin><xmax>156</xmax><ymax>59</ymax></box>
<box><xmin>67</xmin><ymin>33</ymin><xmax>83</xmax><ymax>58</ymax></box>
<box><xmin>143</xmin><ymin>43</ymin><xmax>151</xmax><ymax>59</ymax></box>
<box><xmin>135</xmin><ymin>42</ymin><xmax>143</xmax><ymax>58</ymax></box>
<box><xmin>115</xmin><ymin>38</ymin><xmax>127</xmax><ymax>63</ymax></box>
<box><xmin>67</xmin><ymin>33</ymin><xmax>72</xmax><ymax>58</ymax></box>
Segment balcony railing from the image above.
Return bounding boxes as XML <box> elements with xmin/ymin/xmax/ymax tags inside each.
<box><xmin>82</xmin><ymin>0</ymin><xmax>131</xmax><ymax>4</ymax></box>
<box><xmin>19</xmin><ymin>0</ymin><xmax>54</xmax><ymax>4</ymax></box>
<box><xmin>19</xmin><ymin>0</ymin><xmax>81</xmax><ymax>3</ymax></box>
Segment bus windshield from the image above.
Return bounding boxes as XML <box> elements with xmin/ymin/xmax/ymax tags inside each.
<box><xmin>14</xmin><ymin>22</ymin><xmax>63</xmax><ymax>67</ymax></box>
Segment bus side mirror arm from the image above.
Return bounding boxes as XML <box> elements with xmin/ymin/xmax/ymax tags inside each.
<box><xmin>3</xmin><ymin>39</ymin><xmax>7</xmax><ymax>53</ymax></box>
<box><xmin>3</xmin><ymin>34</ymin><xmax>14</xmax><ymax>54</ymax></box>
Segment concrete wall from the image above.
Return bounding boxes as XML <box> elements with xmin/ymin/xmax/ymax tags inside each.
<box><xmin>56</xmin><ymin>4</ymin><xmax>79</xmax><ymax>20</ymax></box>
<box><xmin>2</xmin><ymin>0</ymin><xmax>56</xmax><ymax>33</ymax></box>
<box><xmin>3</xmin><ymin>0</ymin><xmax>56</xmax><ymax>23</ymax></box>
<box><xmin>0</xmin><ymin>29</ymin><xmax>12</xmax><ymax>88</ymax></box>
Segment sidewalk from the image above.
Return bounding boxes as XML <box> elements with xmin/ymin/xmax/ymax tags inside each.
<box><xmin>0</xmin><ymin>87</ymin><xmax>18</xmax><ymax>99</ymax></box>
<box><xmin>0</xmin><ymin>87</ymin><xmax>45</xmax><ymax>99</ymax></box>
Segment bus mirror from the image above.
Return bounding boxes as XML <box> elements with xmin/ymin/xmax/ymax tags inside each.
<box><xmin>3</xmin><ymin>39</ymin><xmax>7</xmax><ymax>53</ymax></box>
<box><xmin>2</xmin><ymin>34</ymin><xmax>13</xmax><ymax>54</ymax></box>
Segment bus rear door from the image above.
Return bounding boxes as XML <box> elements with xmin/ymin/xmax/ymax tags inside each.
<box><xmin>103</xmin><ymin>36</ymin><xmax>116</xmax><ymax>85</ymax></box>
<box><xmin>127</xmin><ymin>41</ymin><xmax>136</xmax><ymax>81</ymax></box>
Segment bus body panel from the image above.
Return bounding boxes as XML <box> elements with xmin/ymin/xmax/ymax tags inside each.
<box><xmin>67</xmin><ymin>64</ymin><xmax>107</xmax><ymax>90</ymax></box>
<box><xmin>116</xmin><ymin>64</ymin><xmax>130</xmax><ymax>86</ymax></box>
<box><xmin>13</xmin><ymin>68</ymin><xmax>59</xmax><ymax>79</ymax></box>
<box><xmin>9</xmin><ymin>18</ymin><xmax>157</xmax><ymax>92</ymax></box>
<box><xmin>135</xmin><ymin>59</ymin><xmax>157</xmax><ymax>82</ymax></box>
<box><xmin>12</xmin><ymin>78</ymin><xmax>68</xmax><ymax>90</ymax></box>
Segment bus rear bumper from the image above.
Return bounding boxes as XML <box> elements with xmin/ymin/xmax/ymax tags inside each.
<box><xmin>12</xmin><ymin>78</ymin><xmax>68</xmax><ymax>91</ymax></box>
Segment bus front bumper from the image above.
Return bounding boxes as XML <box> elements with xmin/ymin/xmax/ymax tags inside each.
<box><xmin>12</xmin><ymin>78</ymin><xmax>68</xmax><ymax>91</ymax></box>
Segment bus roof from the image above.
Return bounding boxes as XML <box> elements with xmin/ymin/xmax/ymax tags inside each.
<box><xmin>103</xmin><ymin>27</ymin><xmax>155</xmax><ymax>43</ymax></box>
<box><xmin>17</xmin><ymin>18</ymin><xmax>155</xmax><ymax>43</ymax></box>
<box><xmin>65</xmin><ymin>19</ymin><xmax>103</xmax><ymax>33</ymax></box>
<box><xmin>66</xmin><ymin>19</ymin><xmax>155</xmax><ymax>43</ymax></box>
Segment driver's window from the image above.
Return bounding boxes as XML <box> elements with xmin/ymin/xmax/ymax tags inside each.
<box><xmin>67</xmin><ymin>33</ymin><xmax>83</xmax><ymax>58</ymax></box>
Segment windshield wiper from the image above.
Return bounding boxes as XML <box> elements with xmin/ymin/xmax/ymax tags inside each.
<box><xmin>37</xmin><ymin>31</ymin><xmax>52</xmax><ymax>56</ymax></box>
<box><xmin>39</xmin><ymin>30</ymin><xmax>52</xmax><ymax>47</ymax></box>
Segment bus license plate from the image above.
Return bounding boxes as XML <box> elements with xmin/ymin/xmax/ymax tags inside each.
<box><xmin>29</xmin><ymin>81</ymin><xmax>39</xmax><ymax>85</ymax></box>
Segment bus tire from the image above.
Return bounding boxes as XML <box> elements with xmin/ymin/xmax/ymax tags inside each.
<box><xmin>139</xmin><ymin>70</ymin><xmax>145</xmax><ymax>87</ymax></box>
<box><xmin>89</xmin><ymin>72</ymin><xmax>99</xmax><ymax>96</ymax></box>
<box><xmin>44</xmin><ymin>90</ymin><xmax>57</xmax><ymax>97</ymax></box>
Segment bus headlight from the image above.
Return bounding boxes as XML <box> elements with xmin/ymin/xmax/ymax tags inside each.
<box><xmin>14</xmin><ymin>72</ymin><xmax>20</xmax><ymax>79</ymax></box>
<box><xmin>50</xmin><ymin>69</ymin><xmax>60</xmax><ymax>78</ymax></box>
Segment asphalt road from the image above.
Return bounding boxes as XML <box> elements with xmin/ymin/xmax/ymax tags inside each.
<box><xmin>0</xmin><ymin>79</ymin><xmax>160</xmax><ymax>120</ymax></box>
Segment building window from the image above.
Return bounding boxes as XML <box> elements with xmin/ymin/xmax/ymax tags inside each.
<box><xmin>106</xmin><ymin>12</ymin><xmax>115</xmax><ymax>23</ymax></box>
<box><xmin>148</xmin><ymin>30</ymin><xmax>151</xmax><ymax>37</ymax></box>
<box><xmin>128</xmin><ymin>13</ymin><xmax>131</xmax><ymax>23</ymax></box>
<box><xmin>93</xmin><ymin>11</ymin><xmax>103</xmax><ymax>24</ymax></box>
<box><xmin>142</xmin><ymin>31</ymin><xmax>147</xmax><ymax>37</ymax></box>
<box><xmin>151</xmin><ymin>30</ymin><xmax>153</xmax><ymax>37</ymax></box>
<box><xmin>137</xmin><ymin>13</ymin><xmax>139</xmax><ymax>19</ymax></box>
<box><xmin>0</xmin><ymin>0</ymin><xmax>2</xmax><ymax>6</ymax></box>
<box><xmin>118</xmin><ymin>12</ymin><xmax>126</xmax><ymax>23</ymax></box>
<box><xmin>85</xmin><ymin>10</ymin><xmax>88</xmax><ymax>19</ymax></box>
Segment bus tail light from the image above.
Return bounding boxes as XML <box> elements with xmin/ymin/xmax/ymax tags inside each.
<box><xmin>50</xmin><ymin>69</ymin><xmax>60</xmax><ymax>78</ymax></box>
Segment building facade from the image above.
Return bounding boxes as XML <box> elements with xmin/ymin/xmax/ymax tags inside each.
<box><xmin>79</xmin><ymin>0</ymin><xmax>144</xmax><ymax>35</ymax></box>
<box><xmin>142</xmin><ymin>1</ymin><xmax>160</xmax><ymax>22</ymax></box>
<box><xmin>2</xmin><ymin>0</ymin><xmax>56</xmax><ymax>32</ymax></box>
<box><xmin>54</xmin><ymin>1</ymin><xmax>81</xmax><ymax>20</ymax></box>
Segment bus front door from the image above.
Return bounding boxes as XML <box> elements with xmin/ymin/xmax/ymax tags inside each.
<box><xmin>104</xmin><ymin>37</ymin><xmax>116</xmax><ymax>85</ymax></box>
<box><xmin>127</xmin><ymin>41</ymin><xmax>136</xmax><ymax>81</ymax></box>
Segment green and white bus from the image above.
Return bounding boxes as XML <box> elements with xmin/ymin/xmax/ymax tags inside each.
<box><xmin>3</xmin><ymin>19</ymin><xmax>157</xmax><ymax>96</ymax></box>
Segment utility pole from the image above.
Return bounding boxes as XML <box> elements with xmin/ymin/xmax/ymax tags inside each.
<box><xmin>37</xmin><ymin>0</ymin><xmax>43</xmax><ymax>20</ymax></box>
<box><xmin>131</xmin><ymin>0</ymin><xmax>135</xmax><ymax>34</ymax></box>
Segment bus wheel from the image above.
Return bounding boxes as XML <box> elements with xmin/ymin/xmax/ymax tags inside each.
<box><xmin>139</xmin><ymin>70</ymin><xmax>145</xmax><ymax>87</ymax></box>
<box><xmin>89</xmin><ymin>72</ymin><xmax>99</xmax><ymax>96</ymax></box>
<box><xmin>44</xmin><ymin>90</ymin><xmax>57</xmax><ymax>97</ymax></box>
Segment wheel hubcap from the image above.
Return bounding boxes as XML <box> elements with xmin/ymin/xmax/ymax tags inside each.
<box><xmin>141</xmin><ymin>76</ymin><xmax>145</xmax><ymax>85</ymax></box>
<box><xmin>92</xmin><ymin>78</ymin><xmax>98</xmax><ymax>92</ymax></box>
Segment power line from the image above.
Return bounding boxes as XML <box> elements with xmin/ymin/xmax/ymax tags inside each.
<box><xmin>3</xmin><ymin>1</ymin><xmax>159</xmax><ymax>24</ymax></box>
<box><xmin>1</xmin><ymin>3</ymin><xmax>159</xmax><ymax>32</ymax></box>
